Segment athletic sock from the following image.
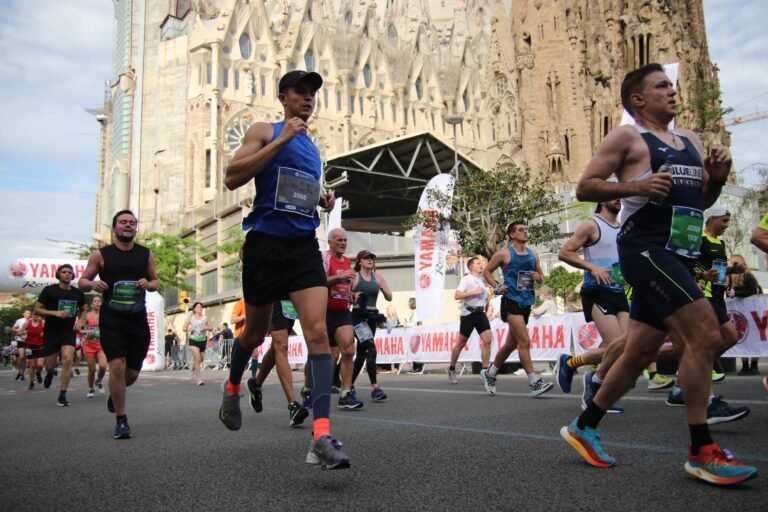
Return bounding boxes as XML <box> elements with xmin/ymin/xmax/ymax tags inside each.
<box><xmin>227</xmin><ymin>338</ymin><xmax>252</xmax><ymax>387</ymax></box>
<box><xmin>371</xmin><ymin>384</ymin><xmax>379</xmax><ymax>390</ymax></box>
<box><xmin>527</xmin><ymin>372</ymin><xmax>538</xmax><ymax>385</ymax></box>
<box><xmin>591</xmin><ymin>374</ymin><xmax>603</xmax><ymax>385</ymax></box>
<box><xmin>58</xmin><ymin>390</ymin><xmax>66</xmax><ymax>398</ymax></box>
<box><xmin>577</xmin><ymin>402</ymin><xmax>607</xmax><ymax>430</ymax></box>
<box><xmin>449</xmin><ymin>365</ymin><xmax>456</xmax><ymax>371</ymax></box>
<box><xmin>116</xmin><ymin>414</ymin><xmax>127</xmax><ymax>423</ymax></box>
<box><xmin>340</xmin><ymin>389</ymin><xmax>349</xmax><ymax>398</ymax></box>
<box><xmin>307</xmin><ymin>353</ymin><xmax>333</xmax><ymax>431</ymax></box>
<box><xmin>488</xmin><ymin>364</ymin><xmax>499</xmax><ymax>378</ymax></box>
<box><xmin>689</xmin><ymin>423</ymin><xmax>713</xmax><ymax>454</ymax></box>
<box><xmin>567</xmin><ymin>355</ymin><xmax>584</xmax><ymax>368</ymax></box>
<box><xmin>225</xmin><ymin>380</ymin><xmax>241</xmax><ymax>395</ymax></box>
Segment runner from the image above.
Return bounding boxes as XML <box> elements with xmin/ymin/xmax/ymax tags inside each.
<box><xmin>184</xmin><ymin>302</ymin><xmax>212</xmax><ymax>386</ymax></box>
<box><xmin>79</xmin><ymin>210</ymin><xmax>159</xmax><ymax>439</ymax></box>
<box><xmin>218</xmin><ymin>69</ymin><xmax>349</xmax><ymax>468</ymax></box>
<box><xmin>12</xmin><ymin>310</ymin><xmax>31</xmax><ymax>382</ymax></box>
<box><xmin>245</xmin><ymin>300</ymin><xmax>310</xmax><ymax>427</ymax></box>
<box><xmin>559</xmin><ymin>63</ymin><xmax>756</xmax><ymax>485</ymax></box>
<box><xmin>448</xmin><ymin>256</ymin><xmax>493</xmax><ymax>384</ymax></box>
<box><xmin>34</xmin><ymin>264</ymin><xmax>86</xmax><ymax>407</ymax></box>
<box><xmin>24</xmin><ymin>312</ymin><xmax>45</xmax><ymax>390</ymax></box>
<box><xmin>81</xmin><ymin>296</ymin><xmax>107</xmax><ymax>398</ymax></box>
<box><xmin>350</xmin><ymin>250</ymin><xmax>392</xmax><ymax>402</ymax></box>
<box><xmin>481</xmin><ymin>221</ymin><xmax>554</xmax><ymax>397</ymax></box>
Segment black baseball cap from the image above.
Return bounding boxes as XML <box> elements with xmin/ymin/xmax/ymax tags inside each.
<box><xmin>278</xmin><ymin>70</ymin><xmax>323</xmax><ymax>93</ymax></box>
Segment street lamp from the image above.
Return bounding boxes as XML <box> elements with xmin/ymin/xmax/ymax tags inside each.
<box><xmin>444</xmin><ymin>113</ymin><xmax>464</xmax><ymax>176</ymax></box>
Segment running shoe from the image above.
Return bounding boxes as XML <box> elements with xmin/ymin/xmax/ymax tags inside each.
<box><xmin>665</xmin><ymin>387</ymin><xmax>685</xmax><ymax>407</ymax></box>
<box><xmin>43</xmin><ymin>371</ymin><xmax>53</xmax><ymax>389</ymax></box>
<box><xmin>305</xmin><ymin>435</ymin><xmax>351</xmax><ymax>470</ymax></box>
<box><xmin>288</xmin><ymin>401</ymin><xmax>309</xmax><ymax>427</ymax></box>
<box><xmin>371</xmin><ymin>387</ymin><xmax>387</xmax><ymax>401</ymax></box>
<box><xmin>606</xmin><ymin>404</ymin><xmax>624</xmax><ymax>414</ymax></box>
<box><xmin>711</xmin><ymin>370</ymin><xmax>725</xmax><ymax>383</ymax></box>
<box><xmin>684</xmin><ymin>444</ymin><xmax>757</xmax><ymax>486</ymax></box>
<box><xmin>19</xmin><ymin>374</ymin><xmax>25</xmax><ymax>381</ymax></box>
<box><xmin>74</xmin><ymin>368</ymin><xmax>80</xmax><ymax>376</ymax></box>
<box><xmin>647</xmin><ymin>373</ymin><xmax>675</xmax><ymax>391</ymax></box>
<box><xmin>219</xmin><ymin>384</ymin><xmax>242</xmax><ymax>431</ymax></box>
<box><xmin>447</xmin><ymin>369</ymin><xmax>458</xmax><ymax>384</ymax></box>
<box><xmin>331</xmin><ymin>386</ymin><xmax>340</xmax><ymax>394</ymax></box>
<box><xmin>480</xmin><ymin>369</ymin><xmax>496</xmax><ymax>396</ymax></box>
<box><xmin>57</xmin><ymin>395</ymin><xmax>70</xmax><ymax>407</ymax></box>
<box><xmin>338</xmin><ymin>389</ymin><xmax>364</xmax><ymax>409</ymax></box>
<box><xmin>530</xmin><ymin>378</ymin><xmax>554</xmax><ymax>398</ymax></box>
<box><xmin>28</xmin><ymin>381</ymin><xmax>34</xmax><ymax>390</ymax></box>
<box><xmin>706</xmin><ymin>396</ymin><xmax>750</xmax><ymax>425</ymax></box>
<box><xmin>560</xmin><ymin>418</ymin><xmax>616</xmax><ymax>468</ymax></box>
<box><xmin>114</xmin><ymin>420</ymin><xmax>132</xmax><ymax>440</ymax></box>
<box><xmin>97</xmin><ymin>381</ymin><xmax>105</xmax><ymax>394</ymax></box>
<box><xmin>196</xmin><ymin>378</ymin><xmax>205</xmax><ymax>386</ymax></box>
<box><xmin>581</xmin><ymin>371</ymin><xmax>598</xmax><ymax>410</ymax></box>
<box><xmin>246</xmin><ymin>378</ymin><xmax>263</xmax><ymax>413</ymax></box>
<box><xmin>15</xmin><ymin>373</ymin><xmax>22</xmax><ymax>381</ymax></box>
<box><xmin>301</xmin><ymin>387</ymin><xmax>312</xmax><ymax>409</ymax></box>
<box><xmin>555</xmin><ymin>354</ymin><xmax>575</xmax><ymax>393</ymax></box>
<box><xmin>36</xmin><ymin>370</ymin><xmax>42</xmax><ymax>383</ymax></box>
<box><xmin>107</xmin><ymin>395</ymin><xmax>115</xmax><ymax>412</ymax></box>
<box><xmin>86</xmin><ymin>389</ymin><xmax>95</xmax><ymax>398</ymax></box>
<box><xmin>642</xmin><ymin>369</ymin><xmax>650</xmax><ymax>380</ymax></box>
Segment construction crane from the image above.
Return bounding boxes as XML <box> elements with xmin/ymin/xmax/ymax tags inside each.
<box><xmin>724</xmin><ymin>110</ymin><xmax>768</xmax><ymax>127</ymax></box>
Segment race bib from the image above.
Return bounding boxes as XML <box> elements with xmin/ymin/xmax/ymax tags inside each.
<box><xmin>517</xmin><ymin>271</ymin><xmax>533</xmax><ymax>291</ymax></box>
<box><xmin>109</xmin><ymin>280</ymin><xmax>145</xmax><ymax>314</ymax></box>
<box><xmin>58</xmin><ymin>300</ymin><xmax>78</xmax><ymax>317</ymax></box>
<box><xmin>353</xmin><ymin>321</ymin><xmax>374</xmax><ymax>342</ymax></box>
<box><xmin>190</xmin><ymin>334</ymin><xmax>207</xmax><ymax>342</ymax></box>
<box><xmin>280</xmin><ymin>300</ymin><xmax>298</xmax><ymax>320</ymax></box>
<box><xmin>610</xmin><ymin>262</ymin><xmax>625</xmax><ymax>288</ymax></box>
<box><xmin>712</xmin><ymin>259</ymin><xmax>727</xmax><ymax>286</ymax></box>
<box><xmin>330</xmin><ymin>279</ymin><xmax>351</xmax><ymax>301</ymax></box>
<box><xmin>274</xmin><ymin>167</ymin><xmax>321</xmax><ymax>217</ymax></box>
<box><xmin>665</xmin><ymin>206</ymin><xmax>704</xmax><ymax>258</ymax></box>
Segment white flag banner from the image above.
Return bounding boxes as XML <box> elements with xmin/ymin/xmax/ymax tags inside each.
<box><xmin>327</xmin><ymin>196</ymin><xmax>343</xmax><ymax>233</ymax></box>
<box><xmin>620</xmin><ymin>62</ymin><xmax>679</xmax><ymax>128</ymax></box>
<box><xmin>142</xmin><ymin>292</ymin><xmax>166</xmax><ymax>371</ymax></box>
<box><xmin>723</xmin><ymin>295</ymin><xmax>768</xmax><ymax>357</ymax></box>
<box><xmin>414</xmin><ymin>174</ymin><xmax>455</xmax><ymax>322</ymax></box>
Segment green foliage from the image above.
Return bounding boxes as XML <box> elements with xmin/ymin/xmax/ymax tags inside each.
<box><xmin>542</xmin><ymin>266</ymin><xmax>583</xmax><ymax>299</ymax></box>
<box><xmin>217</xmin><ymin>228</ymin><xmax>245</xmax><ymax>284</ymax></box>
<box><xmin>48</xmin><ymin>238</ymin><xmax>105</xmax><ymax>260</ymax></box>
<box><xmin>407</xmin><ymin>163</ymin><xmax>564</xmax><ymax>258</ymax></box>
<box><xmin>139</xmin><ymin>232</ymin><xmax>202</xmax><ymax>294</ymax></box>
<box><xmin>678</xmin><ymin>81</ymin><xmax>732</xmax><ymax>142</ymax></box>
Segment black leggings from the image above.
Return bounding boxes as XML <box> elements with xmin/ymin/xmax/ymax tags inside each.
<box><xmin>351</xmin><ymin>311</ymin><xmax>377</xmax><ymax>385</ymax></box>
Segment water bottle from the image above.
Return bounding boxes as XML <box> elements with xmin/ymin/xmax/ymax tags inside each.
<box><xmin>650</xmin><ymin>154</ymin><xmax>675</xmax><ymax>205</ymax></box>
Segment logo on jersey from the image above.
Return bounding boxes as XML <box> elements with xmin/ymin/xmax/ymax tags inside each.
<box><xmin>578</xmin><ymin>322</ymin><xmax>600</xmax><ymax>350</ymax></box>
<box><xmin>409</xmin><ymin>335</ymin><xmax>421</xmax><ymax>353</ymax></box>
<box><xmin>8</xmin><ymin>260</ymin><xmax>27</xmax><ymax>279</ymax></box>
<box><xmin>728</xmin><ymin>311</ymin><xmax>749</xmax><ymax>344</ymax></box>
<box><xmin>418</xmin><ymin>272</ymin><xmax>431</xmax><ymax>290</ymax></box>
<box><xmin>657</xmin><ymin>147</ymin><xmax>669</xmax><ymax>153</ymax></box>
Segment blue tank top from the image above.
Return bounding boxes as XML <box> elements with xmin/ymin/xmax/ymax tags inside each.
<box><xmin>582</xmin><ymin>216</ymin><xmax>624</xmax><ymax>294</ymax></box>
<box><xmin>617</xmin><ymin>127</ymin><xmax>704</xmax><ymax>259</ymax></box>
<box><xmin>502</xmin><ymin>246</ymin><xmax>537</xmax><ymax>306</ymax></box>
<box><xmin>242</xmin><ymin>122</ymin><xmax>322</xmax><ymax>237</ymax></box>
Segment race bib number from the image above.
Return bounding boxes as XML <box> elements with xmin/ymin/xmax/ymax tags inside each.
<box><xmin>281</xmin><ymin>300</ymin><xmax>298</xmax><ymax>320</ymax></box>
<box><xmin>610</xmin><ymin>262</ymin><xmax>625</xmax><ymax>288</ymax></box>
<box><xmin>274</xmin><ymin>167</ymin><xmax>321</xmax><ymax>217</ymax></box>
<box><xmin>665</xmin><ymin>206</ymin><xmax>704</xmax><ymax>258</ymax></box>
<box><xmin>330</xmin><ymin>279</ymin><xmax>351</xmax><ymax>301</ymax></box>
<box><xmin>712</xmin><ymin>259</ymin><xmax>727</xmax><ymax>286</ymax></box>
<box><xmin>353</xmin><ymin>321</ymin><xmax>374</xmax><ymax>342</ymax></box>
<box><xmin>109</xmin><ymin>280</ymin><xmax>145</xmax><ymax>314</ymax></box>
<box><xmin>58</xmin><ymin>300</ymin><xmax>77</xmax><ymax>317</ymax></box>
<box><xmin>517</xmin><ymin>271</ymin><xmax>533</xmax><ymax>291</ymax></box>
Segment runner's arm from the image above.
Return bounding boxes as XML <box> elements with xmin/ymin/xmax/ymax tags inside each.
<box><xmin>558</xmin><ymin>221</ymin><xmax>598</xmax><ymax>272</ymax></box>
<box><xmin>138</xmin><ymin>252</ymin><xmax>160</xmax><ymax>292</ymax></box>
<box><xmin>78</xmin><ymin>251</ymin><xmax>107</xmax><ymax>293</ymax></box>
<box><xmin>224</xmin><ymin>122</ymin><xmax>280</xmax><ymax>190</ymax></box>
<box><xmin>751</xmin><ymin>226</ymin><xmax>768</xmax><ymax>254</ymax></box>
<box><xmin>377</xmin><ymin>274</ymin><xmax>393</xmax><ymax>301</ymax></box>
<box><xmin>682</xmin><ymin>129</ymin><xmax>730</xmax><ymax>208</ymax></box>
<box><xmin>483</xmin><ymin>249</ymin><xmax>508</xmax><ymax>292</ymax></box>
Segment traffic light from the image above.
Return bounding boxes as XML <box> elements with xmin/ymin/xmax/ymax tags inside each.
<box><xmin>179</xmin><ymin>290</ymin><xmax>191</xmax><ymax>310</ymax></box>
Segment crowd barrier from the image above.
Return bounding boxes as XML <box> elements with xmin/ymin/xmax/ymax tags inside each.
<box><xmin>248</xmin><ymin>295</ymin><xmax>768</xmax><ymax>365</ymax></box>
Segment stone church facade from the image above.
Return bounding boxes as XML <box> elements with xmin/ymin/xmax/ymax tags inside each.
<box><xmin>93</xmin><ymin>0</ymin><xmax>723</xmax><ymax>304</ymax></box>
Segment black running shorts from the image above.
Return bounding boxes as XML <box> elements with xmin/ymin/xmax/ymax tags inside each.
<box><xmin>242</xmin><ymin>231</ymin><xmax>327</xmax><ymax>306</ymax></box>
<box><xmin>708</xmin><ymin>297</ymin><xmax>730</xmax><ymax>326</ymax></box>
<box><xmin>459</xmin><ymin>311</ymin><xmax>491</xmax><ymax>338</ymax></box>
<box><xmin>620</xmin><ymin>249</ymin><xmax>704</xmax><ymax>332</ymax></box>
<box><xmin>580</xmin><ymin>288</ymin><xmax>630</xmax><ymax>323</ymax></box>
<box><xmin>188</xmin><ymin>339</ymin><xmax>207</xmax><ymax>353</ymax></box>
<box><xmin>326</xmin><ymin>310</ymin><xmax>352</xmax><ymax>348</ymax></box>
<box><xmin>42</xmin><ymin>330</ymin><xmax>76</xmax><ymax>357</ymax></box>
<box><xmin>269</xmin><ymin>301</ymin><xmax>296</xmax><ymax>333</ymax></box>
<box><xmin>500</xmin><ymin>297</ymin><xmax>531</xmax><ymax>324</ymax></box>
<box><xmin>99</xmin><ymin>311</ymin><xmax>151</xmax><ymax>371</ymax></box>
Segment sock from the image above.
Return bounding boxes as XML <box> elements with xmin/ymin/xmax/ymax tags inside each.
<box><xmin>313</xmin><ymin>418</ymin><xmax>330</xmax><ymax>441</ymax></box>
<box><xmin>58</xmin><ymin>390</ymin><xmax>66</xmax><ymax>398</ymax></box>
<box><xmin>341</xmin><ymin>389</ymin><xmax>349</xmax><ymax>398</ymax></box>
<box><xmin>307</xmin><ymin>353</ymin><xmax>333</xmax><ymax>426</ymax></box>
<box><xmin>689</xmin><ymin>423</ymin><xmax>714</xmax><ymax>454</ymax></box>
<box><xmin>591</xmin><ymin>374</ymin><xmax>603</xmax><ymax>385</ymax></box>
<box><xmin>527</xmin><ymin>372</ymin><xmax>539</xmax><ymax>385</ymax></box>
<box><xmin>371</xmin><ymin>383</ymin><xmax>379</xmax><ymax>390</ymax></box>
<box><xmin>577</xmin><ymin>402</ymin><xmax>607</xmax><ymax>430</ymax></box>
<box><xmin>116</xmin><ymin>414</ymin><xmax>127</xmax><ymax>424</ymax></box>
<box><xmin>449</xmin><ymin>365</ymin><xmax>455</xmax><ymax>371</ymax></box>
<box><xmin>488</xmin><ymin>364</ymin><xmax>499</xmax><ymax>378</ymax></box>
<box><xmin>225</xmin><ymin>380</ymin><xmax>241</xmax><ymax>395</ymax></box>
<box><xmin>649</xmin><ymin>371</ymin><xmax>657</xmax><ymax>380</ymax></box>
<box><xmin>227</xmin><ymin>339</ymin><xmax>252</xmax><ymax>387</ymax></box>
<box><xmin>567</xmin><ymin>355</ymin><xmax>584</xmax><ymax>368</ymax></box>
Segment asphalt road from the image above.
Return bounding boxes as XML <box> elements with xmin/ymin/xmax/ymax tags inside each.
<box><xmin>1</xmin><ymin>365</ymin><xmax>766</xmax><ymax>511</ymax></box>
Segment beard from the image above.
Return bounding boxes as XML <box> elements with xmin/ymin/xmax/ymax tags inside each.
<box><xmin>115</xmin><ymin>232</ymin><xmax>135</xmax><ymax>243</ymax></box>
<box><xmin>605</xmin><ymin>203</ymin><xmax>621</xmax><ymax>215</ymax></box>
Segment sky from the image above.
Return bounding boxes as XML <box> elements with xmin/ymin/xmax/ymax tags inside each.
<box><xmin>0</xmin><ymin>0</ymin><xmax>766</xmax><ymax>260</ymax></box>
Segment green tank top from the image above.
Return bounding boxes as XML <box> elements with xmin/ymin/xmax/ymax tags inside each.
<box><xmin>354</xmin><ymin>272</ymin><xmax>379</xmax><ymax>308</ymax></box>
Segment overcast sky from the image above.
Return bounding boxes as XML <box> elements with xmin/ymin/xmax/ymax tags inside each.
<box><xmin>0</xmin><ymin>0</ymin><xmax>766</xmax><ymax>260</ymax></box>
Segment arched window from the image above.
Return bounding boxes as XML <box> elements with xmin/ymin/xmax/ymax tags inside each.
<box><xmin>344</xmin><ymin>11</ymin><xmax>352</xmax><ymax>26</ymax></box>
<box><xmin>496</xmin><ymin>75</ymin><xmax>508</xmax><ymax>96</ymax></box>
<box><xmin>304</xmin><ymin>49</ymin><xmax>314</xmax><ymax>72</ymax></box>
<box><xmin>239</xmin><ymin>34</ymin><xmax>251</xmax><ymax>59</ymax></box>
<box><xmin>388</xmin><ymin>24</ymin><xmax>397</xmax><ymax>40</ymax></box>
<box><xmin>415</xmin><ymin>76</ymin><xmax>423</xmax><ymax>100</ymax></box>
<box><xmin>362</xmin><ymin>64</ymin><xmax>372</xmax><ymax>88</ymax></box>
<box><xmin>462</xmin><ymin>89</ymin><xmax>470</xmax><ymax>111</ymax></box>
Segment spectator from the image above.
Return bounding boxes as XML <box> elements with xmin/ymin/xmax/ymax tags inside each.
<box><xmin>727</xmin><ymin>254</ymin><xmax>761</xmax><ymax>375</ymax></box>
<box><xmin>565</xmin><ymin>292</ymin><xmax>583</xmax><ymax>313</ymax></box>
<box><xmin>532</xmin><ymin>286</ymin><xmax>559</xmax><ymax>317</ymax></box>
<box><xmin>404</xmin><ymin>297</ymin><xmax>424</xmax><ymax>373</ymax></box>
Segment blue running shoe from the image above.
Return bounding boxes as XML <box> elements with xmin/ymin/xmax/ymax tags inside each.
<box><xmin>581</xmin><ymin>371</ymin><xmax>599</xmax><ymax>410</ymax></box>
<box><xmin>301</xmin><ymin>387</ymin><xmax>312</xmax><ymax>409</ymax></box>
<box><xmin>560</xmin><ymin>418</ymin><xmax>616</xmax><ymax>468</ymax></box>
<box><xmin>337</xmin><ymin>389</ymin><xmax>364</xmax><ymax>409</ymax></box>
<box><xmin>371</xmin><ymin>387</ymin><xmax>387</xmax><ymax>401</ymax></box>
<box><xmin>666</xmin><ymin>387</ymin><xmax>685</xmax><ymax>407</ymax></box>
<box><xmin>685</xmin><ymin>444</ymin><xmax>757</xmax><ymax>486</ymax></box>
<box><xmin>555</xmin><ymin>353</ymin><xmax>575</xmax><ymax>393</ymax></box>
<box><xmin>606</xmin><ymin>404</ymin><xmax>624</xmax><ymax>414</ymax></box>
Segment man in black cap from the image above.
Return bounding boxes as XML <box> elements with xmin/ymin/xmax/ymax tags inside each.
<box><xmin>221</xmin><ymin>69</ymin><xmax>350</xmax><ymax>469</ymax></box>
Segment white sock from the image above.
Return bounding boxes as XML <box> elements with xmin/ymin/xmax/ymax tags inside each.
<box><xmin>488</xmin><ymin>364</ymin><xmax>499</xmax><ymax>378</ymax></box>
<box><xmin>527</xmin><ymin>372</ymin><xmax>539</xmax><ymax>385</ymax></box>
<box><xmin>591</xmin><ymin>374</ymin><xmax>603</xmax><ymax>385</ymax></box>
<box><xmin>673</xmin><ymin>384</ymin><xmax>681</xmax><ymax>393</ymax></box>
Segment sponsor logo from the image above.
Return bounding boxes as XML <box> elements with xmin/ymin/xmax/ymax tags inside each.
<box><xmin>728</xmin><ymin>311</ymin><xmax>749</xmax><ymax>344</ymax></box>
<box><xmin>419</xmin><ymin>272</ymin><xmax>431</xmax><ymax>290</ymax></box>
<box><xmin>578</xmin><ymin>322</ymin><xmax>600</xmax><ymax>350</ymax></box>
<box><xmin>409</xmin><ymin>335</ymin><xmax>421</xmax><ymax>353</ymax></box>
<box><xmin>657</xmin><ymin>147</ymin><xmax>669</xmax><ymax>153</ymax></box>
<box><xmin>8</xmin><ymin>260</ymin><xmax>27</xmax><ymax>279</ymax></box>
<box><xmin>145</xmin><ymin>353</ymin><xmax>155</xmax><ymax>364</ymax></box>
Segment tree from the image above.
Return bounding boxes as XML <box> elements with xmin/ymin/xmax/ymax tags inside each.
<box><xmin>407</xmin><ymin>163</ymin><xmax>564</xmax><ymax>258</ymax></box>
<box><xmin>140</xmin><ymin>232</ymin><xmax>202</xmax><ymax>294</ymax></box>
<box><xmin>542</xmin><ymin>265</ymin><xmax>583</xmax><ymax>300</ymax></box>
